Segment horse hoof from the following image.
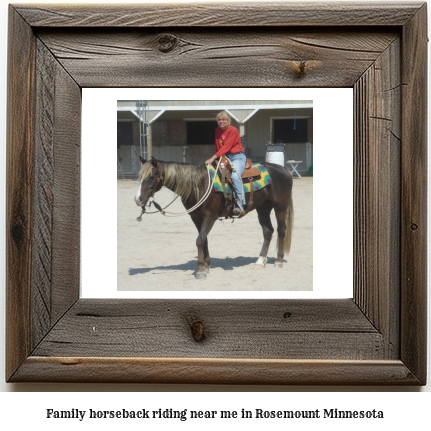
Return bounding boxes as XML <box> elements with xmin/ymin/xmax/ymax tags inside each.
<box><xmin>255</xmin><ymin>256</ymin><xmax>267</xmax><ymax>268</ymax></box>
<box><xmin>195</xmin><ymin>271</ymin><xmax>208</xmax><ymax>280</ymax></box>
<box><xmin>274</xmin><ymin>262</ymin><xmax>283</xmax><ymax>268</ymax></box>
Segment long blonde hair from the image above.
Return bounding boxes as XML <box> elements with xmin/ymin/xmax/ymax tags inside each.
<box><xmin>216</xmin><ymin>110</ymin><xmax>232</xmax><ymax>125</ymax></box>
<box><xmin>138</xmin><ymin>161</ymin><xmax>205</xmax><ymax>201</ymax></box>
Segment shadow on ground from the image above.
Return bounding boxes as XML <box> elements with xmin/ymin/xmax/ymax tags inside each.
<box><xmin>129</xmin><ymin>256</ymin><xmax>286</xmax><ymax>275</ymax></box>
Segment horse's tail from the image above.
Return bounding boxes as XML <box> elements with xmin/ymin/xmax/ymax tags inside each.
<box><xmin>277</xmin><ymin>193</ymin><xmax>294</xmax><ymax>255</ymax></box>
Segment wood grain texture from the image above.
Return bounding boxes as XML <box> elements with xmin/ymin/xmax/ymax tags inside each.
<box><xmin>37</xmin><ymin>29</ymin><xmax>398</xmax><ymax>87</ymax></box>
<box><xmin>15</xmin><ymin>2</ymin><xmax>423</xmax><ymax>27</ymax></box>
<box><xmin>353</xmin><ymin>39</ymin><xmax>401</xmax><ymax>358</ymax></box>
<box><xmin>50</xmin><ymin>51</ymin><xmax>81</xmax><ymax>324</ymax></box>
<box><xmin>400</xmin><ymin>3</ymin><xmax>428</xmax><ymax>385</ymax></box>
<box><xmin>32</xmin><ymin>40</ymin><xmax>56</xmax><ymax>346</ymax></box>
<box><xmin>6</xmin><ymin>2</ymin><xmax>427</xmax><ymax>385</ymax></box>
<box><xmin>32</xmin><ymin>39</ymin><xmax>81</xmax><ymax>346</ymax></box>
<box><xmin>6</xmin><ymin>7</ymin><xmax>36</xmax><ymax>381</ymax></box>
<box><xmin>12</xmin><ymin>358</ymin><xmax>419</xmax><ymax>385</ymax></box>
<box><xmin>32</xmin><ymin>299</ymin><xmax>383</xmax><ymax>359</ymax></box>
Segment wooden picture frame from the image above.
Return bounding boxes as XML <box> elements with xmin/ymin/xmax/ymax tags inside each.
<box><xmin>6</xmin><ymin>2</ymin><xmax>427</xmax><ymax>385</ymax></box>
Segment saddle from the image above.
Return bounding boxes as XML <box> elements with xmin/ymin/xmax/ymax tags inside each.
<box><xmin>218</xmin><ymin>156</ymin><xmax>261</xmax><ymax>219</ymax></box>
<box><xmin>219</xmin><ymin>157</ymin><xmax>261</xmax><ymax>180</ymax></box>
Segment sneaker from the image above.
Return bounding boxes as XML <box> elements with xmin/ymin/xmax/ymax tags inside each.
<box><xmin>233</xmin><ymin>208</ymin><xmax>245</xmax><ymax>216</ymax></box>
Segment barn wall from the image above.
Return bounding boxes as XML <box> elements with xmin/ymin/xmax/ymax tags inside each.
<box><xmin>117</xmin><ymin>102</ymin><xmax>313</xmax><ymax>176</ymax></box>
<box><xmin>117</xmin><ymin>145</ymin><xmax>140</xmax><ymax>178</ymax></box>
<box><xmin>245</xmin><ymin>108</ymin><xmax>313</xmax><ymax>170</ymax></box>
<box><xmin>153</xmin><ymin>145</ymin><xmax>214</xmax><ymax>165</ymax></box>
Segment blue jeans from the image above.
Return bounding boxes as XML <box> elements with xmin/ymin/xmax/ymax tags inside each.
<box><xmin>226</xmin><ymin>152</ymin><xmax>247</xmax><ymax>210</ymax></box>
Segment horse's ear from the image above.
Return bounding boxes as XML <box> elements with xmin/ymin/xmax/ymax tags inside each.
<box><xmin>150</xmin><ymin>156</ymin><xmax>158</xmax><ymax>167</ymax></box>
<box><xmin>139</xmin><ymin>156</ymin><xmax>146</xmax><ymax>164</ymax></box>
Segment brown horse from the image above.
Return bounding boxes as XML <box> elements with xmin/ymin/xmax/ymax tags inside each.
<box><xmin>134</xmin><ymin>156</ymin><xmax>293</xmax><ymax>279</ymax></box>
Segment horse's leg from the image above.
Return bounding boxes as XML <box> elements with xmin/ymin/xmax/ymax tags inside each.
<box><xmin>202</xmin><ymin>238</ymin><xmax>211</xmax><ymax>271</ymax></box>
<box><xmin>193</xmin><ymin>215</ymin><xmax>216</xmax><ymax>279</ymax></box>
<box><xmin>255</xmin><ymin>205</ymin><xmax>274</xmax><ymax>267</ymax></box>
<box><xmin>191</xmin><ymin>218</ymin><xmax>211</xmax><ymax>272</ymax></box>
<box><xmin>273</xmin><ymin>205</ymin><xmax>288</xmax><ymax>268</ymax></box>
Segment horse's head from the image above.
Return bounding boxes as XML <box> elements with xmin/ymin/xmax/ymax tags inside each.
<box><xmin>134</xmin><ymin>156</ymin><xmax>164</xmax><ymax>208</ymax></box>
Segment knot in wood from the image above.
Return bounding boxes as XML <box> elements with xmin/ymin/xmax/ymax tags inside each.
<box><xmin>157</xmin><ymin>34</ymin><xmax>179</xmax><ymax>53</ymax></box>
<box><xmin>292</xmin><ymin>61</ymin><xmax>308</xmax><ymax>79</ymax></box>
<box><xmin>186</xmin><ymin>314</ymin><xmax>206</xmax><ymax>342</ymax></box>
<box><xmin>11</xmin><ymin>221</ymin><xmax>26</xmax><ymax>246</ymax></box>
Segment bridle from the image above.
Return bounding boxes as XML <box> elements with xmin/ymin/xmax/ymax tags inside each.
<box><xmin>136</xmin><ymin>159</ymin><xmax>222</xmax><ymax>220</ymax></box>
<box><xmin>136</xmin><ymin>168</ymin><xmax>176</xmax><ymax>219</ymax></box>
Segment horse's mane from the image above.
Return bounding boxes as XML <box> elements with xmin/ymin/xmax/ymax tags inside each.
<box><xmin>138</xmin><ymin>161</ymin><xmax>207</xmax><ymax>201</ymax></box>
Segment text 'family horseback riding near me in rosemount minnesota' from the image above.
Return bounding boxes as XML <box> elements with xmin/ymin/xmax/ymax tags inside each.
<box><xmin>45</xmin><ymin>407</ymin><xmax>385</xmax><ymax>421</ymax></box>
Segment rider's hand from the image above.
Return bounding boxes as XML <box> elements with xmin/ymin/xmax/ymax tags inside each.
<box><xmin>205</xmin><ymin>155</ymin><xmax>217</xmax><ymax>165</ymax></box>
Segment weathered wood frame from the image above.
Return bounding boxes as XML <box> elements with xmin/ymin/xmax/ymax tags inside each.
<box><xmin>6</xmin><ymin>2</ymin><xmax>427</xmax><ymax>384</ymax></box>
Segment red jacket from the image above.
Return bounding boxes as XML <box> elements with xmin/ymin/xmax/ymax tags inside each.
<box><xmin>215</xmin><ymin>126</ymin><xmax>244</xmax><ymax>158</ymax></box>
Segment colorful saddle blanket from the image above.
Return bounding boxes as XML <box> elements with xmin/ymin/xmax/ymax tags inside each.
<box><xmin>208</xmin><ymin>163</ymin><xmax>272</xmax><ymax>193</ymax></box>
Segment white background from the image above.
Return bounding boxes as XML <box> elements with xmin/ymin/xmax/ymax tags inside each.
<box><xmin>1</xmin><ymin>0</ymin><xmax>430</xmax><ymax>423</ymax></box>
<box><xmin>81</xmin><ymin>87</ymin><xmax>353</xmax><ymax>299</ymax></box>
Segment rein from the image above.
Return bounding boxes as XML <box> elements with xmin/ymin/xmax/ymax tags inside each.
<box><xmin>137</xmin><ymin>159</ymin><xmax>222</xmax><ymax>219</ymax></box>
<box><xmin>136</xmin><ymin>194</ymin><xmax>179</xmax><ymax>220</ymax></box>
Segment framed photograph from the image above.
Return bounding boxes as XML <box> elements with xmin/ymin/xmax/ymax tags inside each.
<box><xmin>112</xmin><ymin>93</ymin><xmax>317</xmax><ymax>293</ymax></box>
<box><xmin>6</xmin><ymin>2</ymin><xmax>427</xmax><ymax>384</ymax></box>
<box><xmin>85</xmin><ymin>88</ymin><xmax>350</xmax><ymax>298</ymax></box>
